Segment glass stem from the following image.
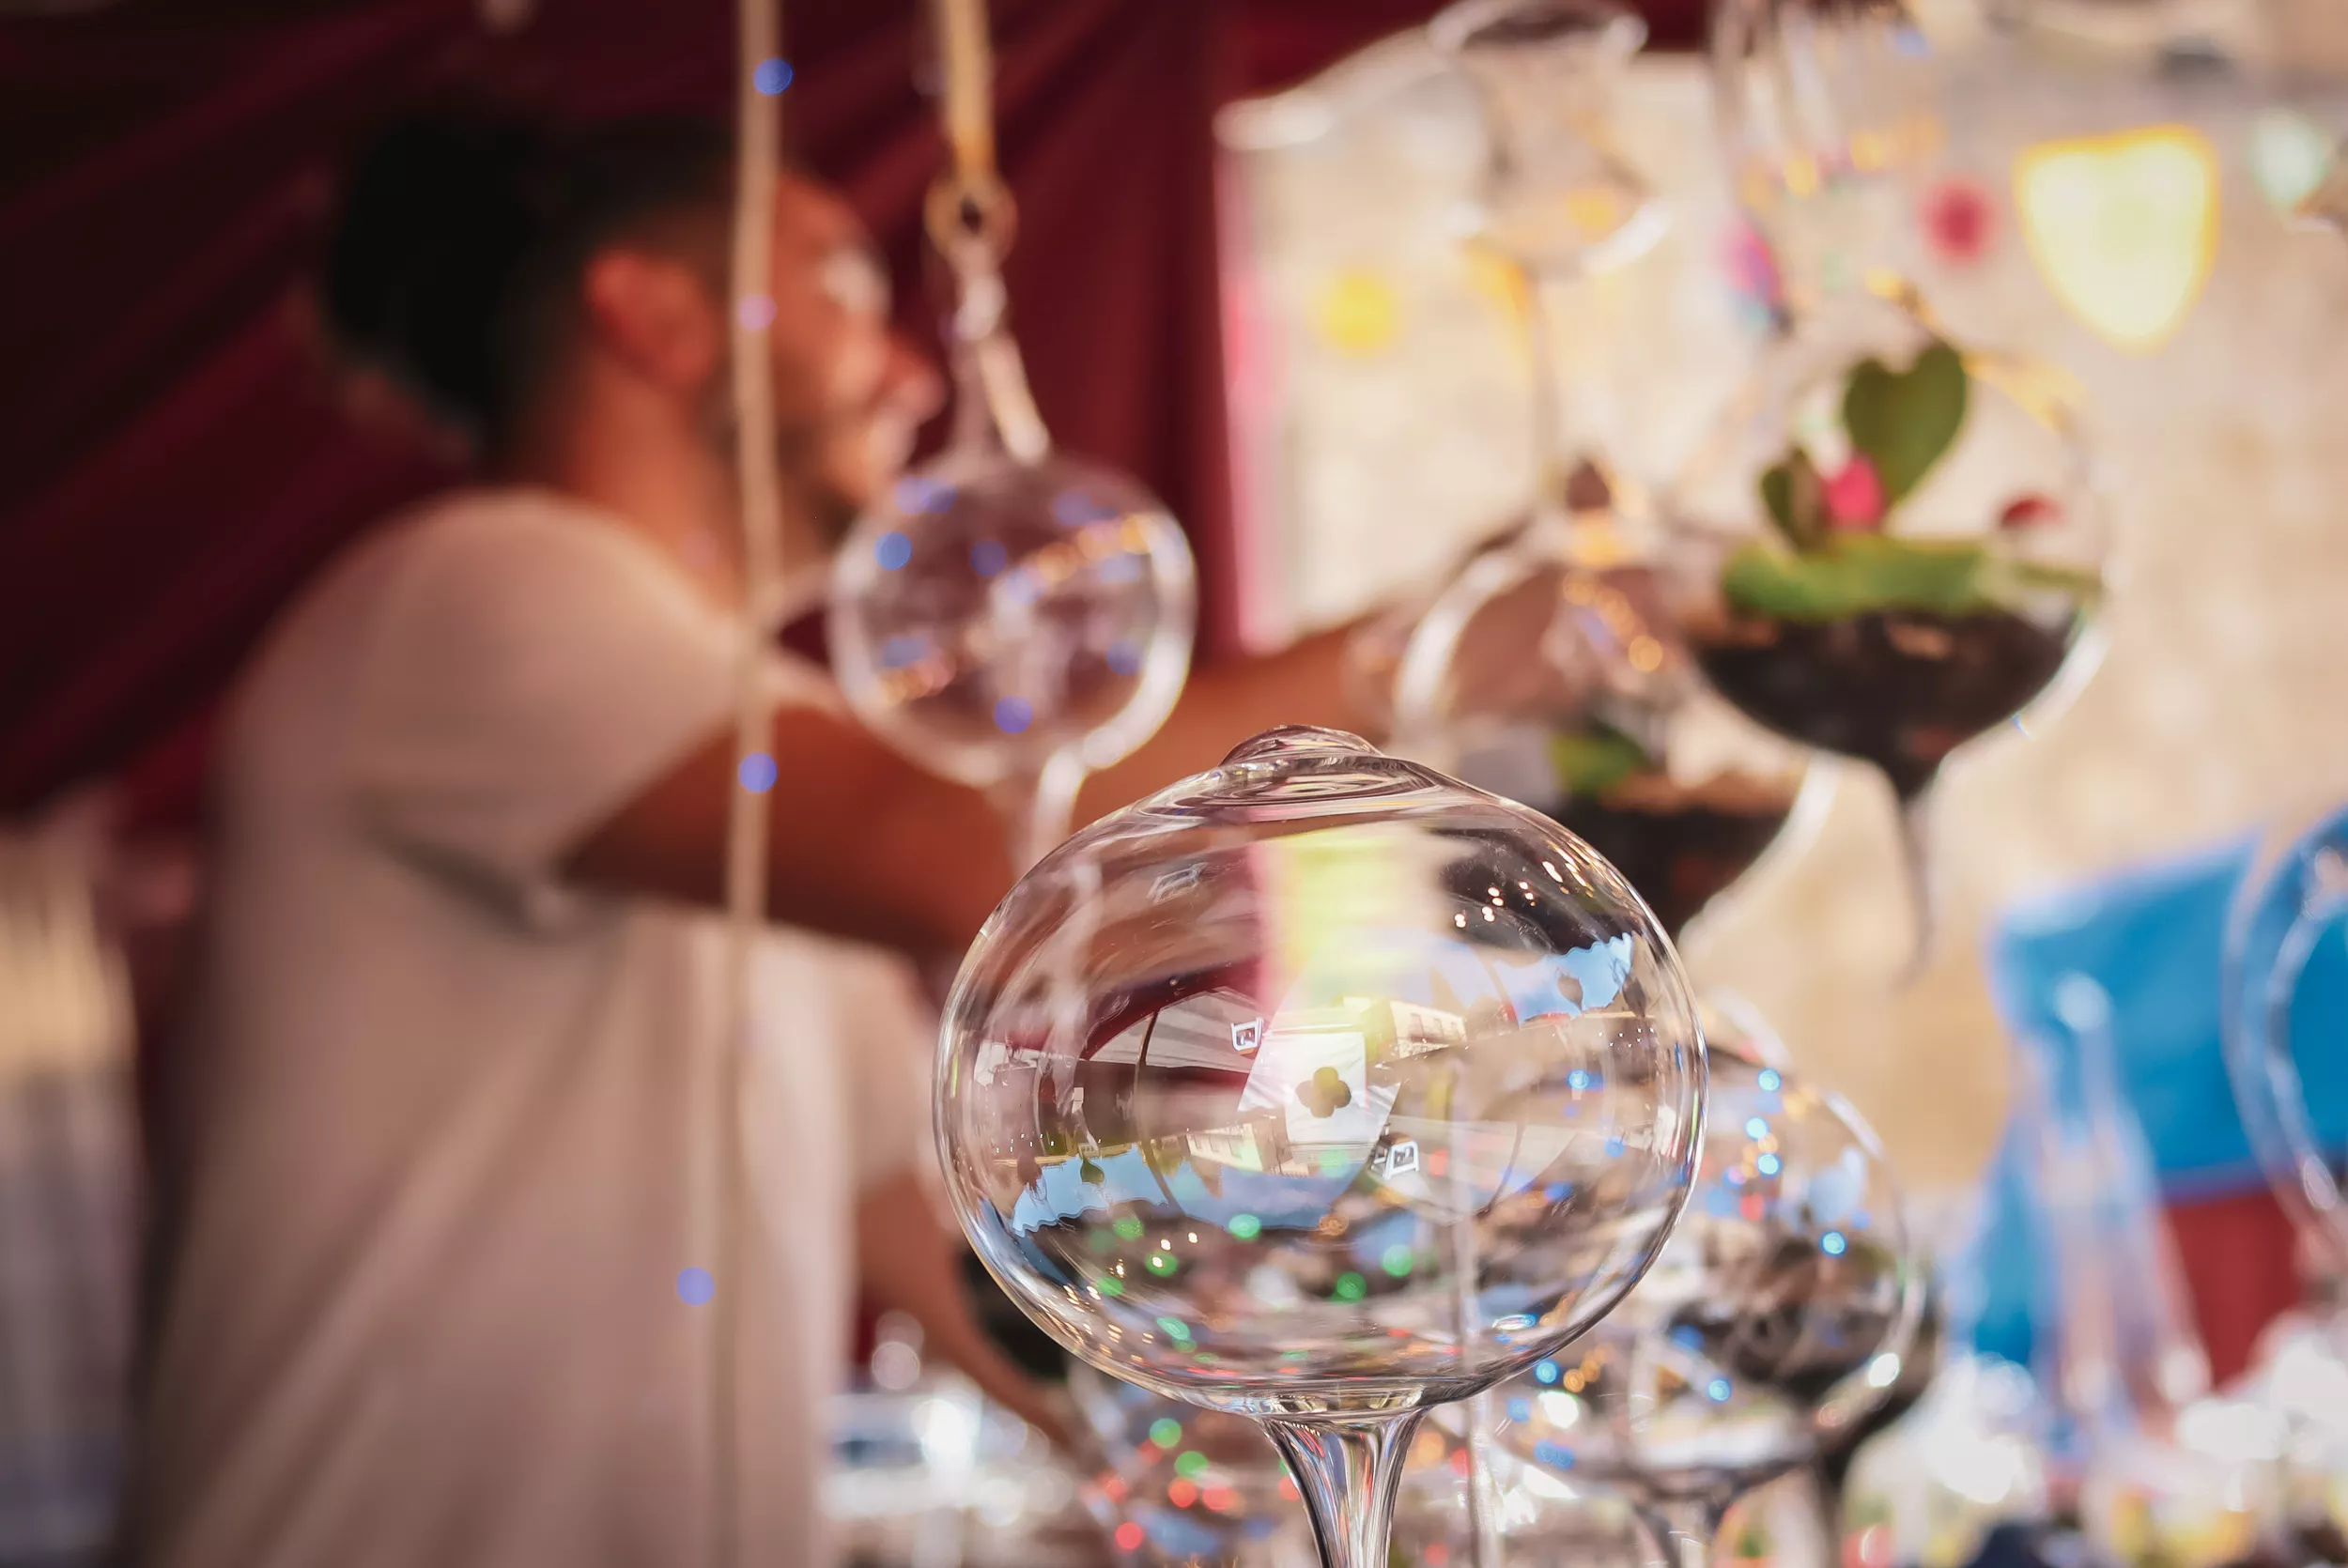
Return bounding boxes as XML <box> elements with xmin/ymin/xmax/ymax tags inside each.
<box><xmin>1263</xmin><ymin>1410</ymin><xmax>1429</xmax><ymax>1568</ymax></box>
<box><xmin>1521</xmin><ymin>257</ymin><xmax>1573</xmax><ymax>514</ymax></box>
<box><xmin>1894</xmin><ymin>784</ymin><xmax>1938</xmax><ymax>982</ymax></box>
<box><xmin>1637</xmin><ymin>1498</ymin><xmax>1726</xmax><ymax>1568</ymax></box>
<box><xmin>997</xmin><ymin>749</ymin><xmax>1088</xmax><ymax>875</ymax></box>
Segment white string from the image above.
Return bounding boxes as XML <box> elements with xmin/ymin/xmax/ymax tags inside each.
<box><xmin>711</xmin><ymin>0</ymin><xmax>786</xmax><ymax>1561</ymax></box>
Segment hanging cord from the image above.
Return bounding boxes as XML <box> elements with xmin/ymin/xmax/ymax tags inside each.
<box><xmin>924</xmin><ymin>0</ymin><xmax>1050</xmax><ymax>465</ymax></box>
<box><xmin>710</xmin><ymin>0</ymin><xmax>786</xmax><ymax>1562</ymax></box>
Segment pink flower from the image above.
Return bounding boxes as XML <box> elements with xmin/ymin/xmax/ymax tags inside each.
<box><xmin>1825</xmin><ymin>456</ymin><xmax>1886</xmax><ymax>530</ymax></box>
<box><xmin>1999</xmin><ymin>493</ymin><xmax>2062</xmax><ymax>530</ymax></box>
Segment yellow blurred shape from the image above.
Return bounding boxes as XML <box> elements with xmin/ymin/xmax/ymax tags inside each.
<box><xmin>2015</xmin><ymin>125</ymin><xmax>2218</xmax><ymax>354</ymax></box>
<box><xmin>1310</xmin><ymin>267</ymin><xmax>1401</xmax><ymax>357</ymax></box>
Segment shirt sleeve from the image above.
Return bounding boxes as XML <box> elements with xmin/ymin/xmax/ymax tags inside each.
<box><xmin>343</xmin><ymin>497</ymin><xmax>823</xmax><ymax>906</ymax></box>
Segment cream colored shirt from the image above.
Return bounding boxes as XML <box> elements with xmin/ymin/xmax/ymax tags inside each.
<box><xmin>130</xmin><ymin>488</ymin><xmax>930</xmax><ymax>1568</ymax></box>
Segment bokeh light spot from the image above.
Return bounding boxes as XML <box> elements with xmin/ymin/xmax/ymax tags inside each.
<box><xmin>1228</xmin><ymin>1213</ymin><xmax>1262</xmax><ymax>1240</ymax></box>
<box><xmin>995</xmin><ymin>696</ymin><xmax>1033</xmax><ymax>734</ymax></box>
<box><xmin>753</xmin><ymin>58</ymin><xmax>794</xmax><ymax>96</ymax></box>
<box><xmin>970</xmin><ymin>539</ymin><xmax>1008</xmax><ymax>577</ymax></box>
<box><xmin>1106</xmin><ymin>638</ymin><xmax>1143</xmax><ymax>676</ymax></box>
<box><xmin>1113</xmin><ymin>1215</ymin><xmax>1144</xmax><ymax>1240</ymax></box>
<box><xmin>875</xmin><ymin>531</ymin><xmax>913</xmax><ymax>570</ymax></box>
<box><xmin>1381</xmin><ymin>1244</ymin><xmax>1415</xmax><ymax>1278</ymax></box>
<box><xmin>1333</xmin><ymin>1271</ymin><xmax>1368</xmax><ymax>1302</ymax></box>
<box><xmin>1150</xmin><ymin>1417</ymin><xmax>1182</xmax><ymax>1448</ymax></box>
<box><xmin>1534</xmin><ymin>1358</ymin><xmax>1561</xmax><ymax>1385</ymax></box>
<box><xmin>1756</xmin><ymin>1068</ymin><xmax>1783</xmax><ymax>1092</ymax></box>
<box><xmin>1822</xmin><ymin>1230</ymin><xmax>1848</xmax><ymax>1256</ymax></box>
<box><xmin>736</xmin><ymin>752</ymin><xmax>777</xmax><ymax>793</ymax></box>
<box><xmin>677</xmin><ymin>1267</ymin><xmax>715</xmax><ymax>1305</ymax></box>
<box><xmin>1707</xmin><ymin>1376</ymin><xmax>1733</xmax><ymax>1403</ymax></box>
<box><xmin>1114</xmin><ymin>1521</ymin><xmax>1144</xmax><ymax>1552</ymax></box>
<box><xmin>1174</xmin><ymin>1449</ymin><xmax>1210</xmax><ymax>1480</ymax></box>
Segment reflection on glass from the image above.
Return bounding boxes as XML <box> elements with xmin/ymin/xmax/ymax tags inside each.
<box><xmin>937</xmin><ymin>728</ymin><xmax>1706</xmax><ymax>1568</ymax></box>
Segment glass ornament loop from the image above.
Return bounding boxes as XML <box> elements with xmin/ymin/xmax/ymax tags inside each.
<box><xmin>936</xmin><ymin>728</ymin><xmax>1707</xmax><ymax>1568</ymax></box>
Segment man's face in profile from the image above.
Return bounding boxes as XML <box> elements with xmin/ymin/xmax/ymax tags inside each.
<box><xmin>761</xmin><ymin>175</ymin><xmax>940</xmax><ymax>547</ymax></box>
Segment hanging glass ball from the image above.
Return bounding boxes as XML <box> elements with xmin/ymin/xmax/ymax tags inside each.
<box><xmin>829</xmin><ymin>448</ymin><xmax>1197</xmax><ymax>792</ymax></box>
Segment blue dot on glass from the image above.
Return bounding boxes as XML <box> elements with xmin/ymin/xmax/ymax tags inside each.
<box><xmin>1105</xmin><ymin>638</ymin><xmax>1143</xmax><ymax>676</ymax></box>
<box><xmin>1507</xmin><ymin>1398</ymin><xmax>1532</xmax><ymax>1422</ymax></box>
<box><xmin>1757</xmin><ymin>1153</ymin><xmax>1782</xmax><ymax>1176</ymax></box>
<box><xmin>1822</xmin><ymin>1230</ymin><xmax>1848</xmax><ymax>1256</ymax></box>
<box><xmin>737</xmin><ymin>753</ymin><xmax>777</xmax><ymax>793</ymax></box>
<box><xmin>1534</xmin><ymin>1358</ymin><xmax>1560</xmax><ymax>1385</ymax></box>
<box><xmin>995</xmin><ymin>697</ymin><xmax>1033</xmax><ymax>734</ymax></box>
<box><xmin>678</xmin><ymin>1267</ymin><xmax>716</xmax><ymax>1305</ymax></box>
<box><xmin>1756</xmin><ymin>1068</ymin><xmax>1783</xmax><ymax>1092</ymax></box>
<box><xmin>753</xmin><ymin>58</ymin><xmax>794</xmax><ymax>95</ymax></box>
<box><xmin>970</xmin><ymin>539</ymin><xmax>1008</xmax><ymax>577</ymax></box>
<box><xmin>1603</xmin><ymin>1136</ymin><xmax>1624</xmax><ymax>1158</ymax></box>
<box><xmin>1706</xmin><ymin>1376</ymin><xmax>1732</xmax><ymax>1403</ymax></box>
<box><xmin>1567</xmin><ymin>1068</ymin><xmax>1591</xmax><ymax>1092</ymax></box>
<box><xmin>1745</xmin><ymin>1116</ymin><xmax>1769</xmax><ymax>1139</ymax></box>
<box><xmin>875</xmin><ymin>531</ymin><xmax>912</xmax><ymax>570</ymax></box>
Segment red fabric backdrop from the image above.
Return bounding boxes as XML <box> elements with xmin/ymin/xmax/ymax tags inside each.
<box><xmin>0</xmin><ymin>0</ymin><xmax>1705</xmax><ymax>824</ymax></box>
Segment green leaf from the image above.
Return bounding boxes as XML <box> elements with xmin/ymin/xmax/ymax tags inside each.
<box><xmin>1842</xmin><ymin>339</ymin><xmax>1969</xmax><ymax>506</ymax></box>
<box><xmin>1720</xmin><ymin>535</ymin><xmax>1987</xmax><ymax>621</ymax></box>
<box><xmin>1758</xmin><ymin>448</ymin><xmax>1827</xmax><ymax>550</ymax></box>
<box><xmin>1547</xmin><ymin>724</ymin><xmax>1651</xmax><ymax>798</ymax></box>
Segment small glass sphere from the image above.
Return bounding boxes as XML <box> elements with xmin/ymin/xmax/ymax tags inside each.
<box><xmin>1489</xmin><ymin>1031</ymin><xmax>1913</xmax><ymax>1512</ymax></box>
<box><xmin>829</xmin><ymin>448</ymin><xmax>1197</xmax><ymax>790</ymax></box>
<box><xmin>1664</xmin><ymin>286</ymin><xmax>2105</xmax><ymax>805</ymax></box>
<box><xmin>937</xmin><ymin>727</ymin><xmax>1706</xmax><ymax>1418</ymax></box>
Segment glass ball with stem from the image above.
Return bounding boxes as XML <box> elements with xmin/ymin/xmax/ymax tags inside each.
<box><xmin>935</xmin><ymin>726</ymin><xmax>1707</xmax><ymax>1568</ymax></box>
<box><xmin>830</xmin><ymin>189</ymin><xmax>1197</xmax><ymax>873</ymax></box>
<box><xmin>1661</xmin><ymin>281</ymin><xmax>2106</xmax><ymax>976</ymax></box>
<box><xmin>1486</xmin><ymin>1026</ymin><xmax>1919</xmax><ymax>1568</ymax></box>
<box><xmin>2223</xmin><ymin>796</ymin><xmax>2348</xmax><ymax>1560</ymax></box>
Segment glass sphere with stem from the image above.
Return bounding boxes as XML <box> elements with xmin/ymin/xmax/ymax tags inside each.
<box><xmin>2222</xmin><ymin>796</ymin><xmax>2348</xmax><ymax>1559</ymax></box>
<box><xmin>831</xmin><ymin>192</ymin><xmax>1197</xmax><ymax>873</ymax></box>
<box><xmin>935</xmin><ymin>726</ymin><xmax>1707</xmax><ymax>1568</ymax></box>
<box><xmin>1485</xmin><ymin>1024</ymin><xmax>1918</xmax><ymax>1568</ymax></box>
<box><xmin>1661</xmin><ymin>280</ymin><xmax>2106</xmax><ymax>976</ymax></box>
<box><xmin>1405</xmin><ymin>0</ymin><xmax>1817</xmax><ymax>948</ymax></box>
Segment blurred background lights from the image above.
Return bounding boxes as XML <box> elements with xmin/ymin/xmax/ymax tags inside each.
<box><xmin>736</xmin><ymin>752</ymin><xmax>777</xmax><ymax>793</ymax></box>
<box><xmin>676</xmin><ymin>1267</ymin><xmax>714</xmax><ymax>1305</ymax></box>
<box><xmin>752</xmin><ymin>57</ymin><xmax>793</xmax><ymax>96</ymax></box>
<box><xmin>2015</xmin><ymin>125</ymin><xmax>2218</xmax><ymax>353</ymax></box>
<box><xmin>874</xmin><ymin>530</ymin><xmax>913</xmax><ymax>570</ymax></box>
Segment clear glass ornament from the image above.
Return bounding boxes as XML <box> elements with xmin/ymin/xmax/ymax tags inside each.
<box><xmin>831</xmin><ymin>201</ymin><xmax>1197</xmax><ymax>870</ymax></box>
<box><xmin>1486</xmin><ymin>1023</ymin><xmax>1917</xmax><ymax>1568</ymax></box>
<box><xmin>935</xmin><ymin>726</ymin><xmax>1707</xmax><ymax>1568</ymax></box>
<box><xmin>2222</xmin><ymin>798</ymin><xmax>2348</xmax><ymax>1561</ymax></box>
<box><xmin>1663</xmin><ymin>283</ymin><xmax>2105</xmax><ymax>975</ymax></box>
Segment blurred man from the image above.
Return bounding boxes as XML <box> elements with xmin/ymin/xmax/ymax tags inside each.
<box><xmin>125</xmin><ymin>115</ymin><xmax>1357</xmax><ymax>1568</ymax></box>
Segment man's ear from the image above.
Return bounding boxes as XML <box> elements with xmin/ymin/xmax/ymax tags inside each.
<box><xmin>579</xmin><ymin>248</ymin><xmax>723</xmax><ymax>393</ymax></box>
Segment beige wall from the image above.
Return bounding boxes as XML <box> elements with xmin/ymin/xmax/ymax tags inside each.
<box><xmin>1222</xmin><ymin>33</ymin><xmax>2348</xmax><ymax>1186</ymax></box>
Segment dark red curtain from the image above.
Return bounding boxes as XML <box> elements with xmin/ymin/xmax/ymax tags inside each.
<box><xmin>0</xmin><ymin>0</ymin><xmax>1702</xmax><ymax>822</ymax></box>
